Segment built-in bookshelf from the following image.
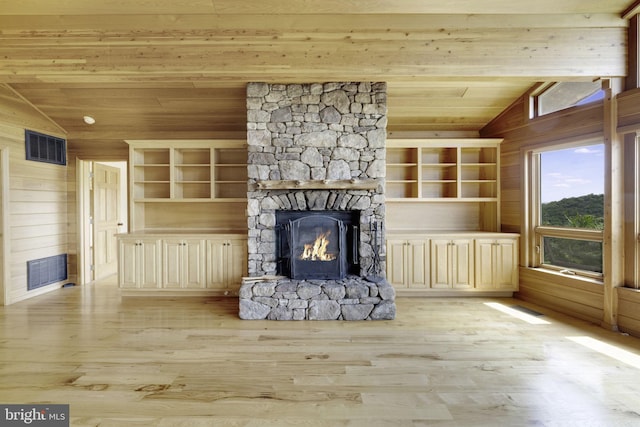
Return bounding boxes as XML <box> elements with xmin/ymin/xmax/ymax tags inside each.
<box><xmin>126</xmin><ymin>140</ymin><xmax>247</xmax><ymax>231</ymax></box>
<box><xmin>421</xmin><ymin>147</ymin><xmax>458</xmax><ymax>198</ymax></box>
<box><xmin>213</xmin><ymin>148</ymin><xmax>247</xmax><ymax>199</ymax></box>
<box><xmin>386</xmin><ymin>139</ymin><xmax>502</xmax><ymax>232</ymax></box>
<box><xmin>174</xmin><ymin>148</ymin><xmax>211</xmax><ymax>199</ymax></box>
<box><xmin>132</xmin><ymin>148</ymin><xmax>171</xmax><ymax>199</ymax></box>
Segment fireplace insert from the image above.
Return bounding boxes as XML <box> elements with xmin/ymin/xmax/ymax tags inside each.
<box><xmin>276</xmin><ymin>210</ymin><xmax>359</xmax><ymax>280</ymax></box>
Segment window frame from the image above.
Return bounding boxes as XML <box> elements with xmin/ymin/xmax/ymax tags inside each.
<box><xmin>530</xmin><ymin>81</ymin><xmax>605</xmax><ymax>119</ymax></box>
<box><xmin>526</xmin><ymin>140</ymin><xmax>605</xmax><ymax>280</ymax></box>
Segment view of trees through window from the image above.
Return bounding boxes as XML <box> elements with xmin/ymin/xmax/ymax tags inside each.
<box><xmin>539</xmin><ymin>144</ymin><xmax>604</xmax><ymax>274</ymax></box>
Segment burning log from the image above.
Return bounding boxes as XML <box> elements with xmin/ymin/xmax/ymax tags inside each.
<box><xmin>300</xmin><ymin>231</ymin><xmax>336</xmax><ymax>261</ymax></box>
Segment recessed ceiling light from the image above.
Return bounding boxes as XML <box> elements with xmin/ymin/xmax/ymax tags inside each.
<box><xmin>83</xmin><ymin>115</ymin><xmax>96</xmax><ymax>125</ymax></box>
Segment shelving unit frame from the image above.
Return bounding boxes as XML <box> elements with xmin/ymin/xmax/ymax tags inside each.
<box><xmin>126</xmin><ymin>140</ymin><xmax>248</xmax><ymax>232</ymax></box>
<box><xmin>386</xmin><ymin>138</ymin><xmax>503</xmax><ymax>232</ymax></box>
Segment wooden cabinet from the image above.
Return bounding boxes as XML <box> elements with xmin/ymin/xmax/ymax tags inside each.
<box><xmin>386</xmin><ymin>147</ymin><xmax>419</xmax><ymax>198</ymax></box>
<box><xmin>129</xmin><ymin>141</ymin><xmax>247</xmax><ymax>202</ymax></box>
<box><xmin>386</xmin><ymin>139</ymin><xmax>500</xmax><ymax>201</ymax></box>
<box><xmin>386</xmin><ymin>238</ymin><xmax>430</xmax><ymax>289</ymax></box>
<box><xmin>206</xmin><ymin>237</ymin><xmax>248</xmax><ymax>292</ymax></box>
<box><xmin>118</xmin><ymin>238</ymin><xmax>161</xmax><ymax>289</ymax></box>
<box><xmin>386</xmin><ymin>139</ymin><xmax>502</xmax><ymax>232</ymax></box>
<box><xmin>213</xmin><ymin>148</ymin><xmax>248</xmax><ymax>199</ymax></box>
<box><xmin>385</xmin><ymin>138</ymin><xmax>516</xmax><ymax>295</ymax></box>
<box><xmin>161</xmin><ymin>238</ymin><xmax>206</xmax><ymax>289</ymax></box>
<box><xmin>118</xmin><ymin>234</ymin><xmax>247</xmax><ymax>293</ymax></box>
<box><xmin>459</xmin><ymin>146</ymin><xmax>498</xmax><ymax>199</ymax></box>
<box><xmin>127</xmin><ymin>140</ymin><xmax>248</xmax><ymax>232</ymax></box>
<box><xmin>385</xmin><ymin>233</ymin><xmax>518</xmax><ymax>294</ymax></box>
<box><xmin>475</xmin><ymin>237</ymin><xmax>519</xmax><ymax>291</ymax></box>
<box><xmin>119</xmin><ymin>140</ymin><xmax>248</xmax><ymax>295</ymax></box>
<box><xmin>430</xmin><ymin>238</ymin><xmax>474</xmax><ymax>289</ymax></box>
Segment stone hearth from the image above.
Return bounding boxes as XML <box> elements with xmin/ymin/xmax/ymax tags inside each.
<box><xmin>239</xmin><ymin>276</ymin><xmax>395</xmax><ymax>320</ymax></box>
<box><xmin>241</xmin><ymin>82</ymin><xmax>395</xmax><ymax>320</ymax></box>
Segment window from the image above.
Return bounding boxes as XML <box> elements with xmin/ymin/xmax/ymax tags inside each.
<box><xmin>532</xmin><ymin>81</ymin><xmax>605</xmax><ymax>117</ymax></box>
<box><xmin>529</xmin><ymin>143</ymin><xmax>605</xmax><ymax>277</ymax></box>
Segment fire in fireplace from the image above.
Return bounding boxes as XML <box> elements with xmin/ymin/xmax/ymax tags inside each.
<box><xmin>276</xmin><ymin>210</ymin><xmax>359</xmax><ymax>280</ymax></box>
<box><xmin>300</xmin><ymin>230</ymin><xmax>336</xmax><ymax>261</ymax></box>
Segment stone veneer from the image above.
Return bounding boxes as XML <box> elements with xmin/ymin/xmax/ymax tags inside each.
<box><xmin>239</xmin><ymin>276</ymin><xmax>396</xmax><ymax>321</ymax></box>
<box><xmin>242</xmin><ymin>82</ymin><xmax>395</xmax><ymax>320</ymax></box>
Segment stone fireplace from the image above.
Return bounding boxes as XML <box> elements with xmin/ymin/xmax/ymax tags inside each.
<box><xmin>239</xmin><ymin>82</ymin><xmax>395</xmax><ymax>320</ymax></box>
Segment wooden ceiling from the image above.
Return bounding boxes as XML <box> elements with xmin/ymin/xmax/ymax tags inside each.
<box><xmin>0</xmin><ymin>0</ymin><xmax>632</xmax><ymax>151</ymax></box>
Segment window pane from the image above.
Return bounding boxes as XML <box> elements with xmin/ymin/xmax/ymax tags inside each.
<box><xmin>540</xmin><ymin>144</ymin><xmax>604</xmax><ymax>229</ymax></box>
<box><xmin>538</xmin><ymin>81</ymin><xmax>604</xmax><ymax>116</ymax></box>
<box><xmin>542</xmin><ymin>237</ymin><xmax>603</xmax><ymax>274</ymax></box>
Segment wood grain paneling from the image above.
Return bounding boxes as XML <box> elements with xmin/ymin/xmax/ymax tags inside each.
<box><xmin>617</xmin><ymin>88</ymin><xmax>640</xmax><ymax>132</ymax></box>
<box><xmin>0</xmin><ymin>89</ymin><xmax>70</xmax><ymax>304</ymax></box>
<box><xmin>617</xmin><ymin>287</ymin><xmax>640</xmax><ymax>336</ymax></box>
<box><xmin>0</xmin><ymin>3</ymin><xmax>629</xmax><ymax>143</ymax></box>
<box><xmin>518</xmin><ymin>268</ymin><xmax>604</xmax><ymax>323</ymax></box>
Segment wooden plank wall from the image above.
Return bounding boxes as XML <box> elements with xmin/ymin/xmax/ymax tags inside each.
<box><xmin>617</xmin><ymin>87</ymin><xmax>640</xmax><ymax>133</ymax></box>
<box><xmin>0</xmin><ymin>84</ymin><xmax>70</xmax><ymax>304</ymax></box>
<box><xmin>618</xmin><ymin>287</ymin><xmax>640</xmax><ymax>336</ymax></box>
<box><xmin>481</xmin><ymin>94</ymin><xmax>606</xmax><ymax>325</ymax></box>
<box><xmin>614</xmin><ymin>89</ymin><xmax>640</xmax><ymax>336</ymax></box>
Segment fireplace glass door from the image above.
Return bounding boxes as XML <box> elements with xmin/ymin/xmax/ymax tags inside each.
<box><xmin>287</xmin><ymin>215</ymin><xmax>347</xmax><ymax>280</ymax></box>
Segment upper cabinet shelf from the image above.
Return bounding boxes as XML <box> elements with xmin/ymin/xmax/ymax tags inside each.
<box><xmin>386</xmin><ymin>139</ymin><xmax>502</xmax><ymax>201</ymax></box>
<box><xmin>127</xmin><ymin>140</ymin><xmax>247</xmax><ymax>202</ymax></box>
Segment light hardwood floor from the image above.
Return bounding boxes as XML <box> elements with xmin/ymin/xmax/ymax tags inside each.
<box><xmin>2</xmin><ymin>277</ymin><xmax>640</xmax><ymax>426</ymax></box>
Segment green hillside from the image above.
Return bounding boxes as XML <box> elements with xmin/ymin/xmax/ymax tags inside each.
<box><xmin>541</xmin><ymin>193</ymin><xmax>604</xmax><ymax>229</ymax></box>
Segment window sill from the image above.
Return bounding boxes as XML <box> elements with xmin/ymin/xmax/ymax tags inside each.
<box><xmin>618</xmin><ymin>286</ymin><xmax>640</xmax><ymax>294</ymax></box>
<box><xmin>524</xmin><ymin>266</ymin><xmax>604</xmax><ymax>287</ymax></box>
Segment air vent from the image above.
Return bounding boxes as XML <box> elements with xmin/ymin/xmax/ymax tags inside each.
<box><xmin>25</xmin><ymin>130</ymin><xmax>66</xmax><ymax>166</ymax></box>
<box><xmin>27</xmin><ymin>254</ymin><xmax>68</xmax><ymax>291</ymax></box>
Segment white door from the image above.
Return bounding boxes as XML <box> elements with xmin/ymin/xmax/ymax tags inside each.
<box><xmin>92</xmin><ymin>163</ymin><xmax>121</xmax><ymax>280</ymax></box>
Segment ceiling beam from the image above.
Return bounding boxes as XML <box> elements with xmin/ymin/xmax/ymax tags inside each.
<box><xmin>623</xmin><ymin>1</ymin><xmax>640</xmax><ymax>19</ymax></box>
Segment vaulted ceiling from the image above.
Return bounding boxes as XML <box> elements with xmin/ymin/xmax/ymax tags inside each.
<box><xmin>0</xmin><ymin>0</ymin><xmax>632</xmax><ymax>151</ymax></box>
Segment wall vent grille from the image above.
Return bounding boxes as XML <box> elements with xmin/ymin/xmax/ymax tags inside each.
<box><xmin>25</xmin><ymin>130</ymin><xmax>66</xmax><ymax>166</ymax></box>
<box><xmin>27</xmin><ymin>254</ymin><xmax>68</xmax><ymax>291</ymax></box>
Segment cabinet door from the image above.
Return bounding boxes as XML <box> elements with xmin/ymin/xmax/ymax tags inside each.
<box><xmin>139</xmin><ymin>240</ymin><xmax>161</xmax><ymax>289</ymax></box>
<box><xmin>162</xmin><ymin>239</ymin><xmax>183</xmax><ymax>288</ymax></box>
<box><xmin>451</xmin><ymin>238</ymin><xmax>474</xmax><ymax>289</ymax></box>
<box><xmin>494</xmin><ymin>239</ymin><xmax>518</xmax><ymax>290</ymax></box>
<box><xmin>118</xmin><ymin>239</ymin><xmax>139</xmax><ymax>288</ymax></box>
<box><xmin>226</xmin><ymin>238</ymin><xmax>248</xmax><ymax>291</ymax></box>
<box><xmin>161</xmin><ymin>239</ymin><xmax>205</xmax><ymax>288</ymax></box>
<box><xmin>407</xmin><ymin>239</ymin><xmax>429</xmax><ymax>288</ymax></box>
<box><xmin>474</xmin><ymin>239</ymin><xmax>496</xmax><ymax>289</ymax></box>
<box><xmin>182</xmin><ymin>239</ymin><xmax>206</xmax><ymax>288</ymax></box>
<box><xmin>386</xmin><ymin>239</ymin><xmax>408</xmax><ymax>288</ymax></box>
<box><xmin>206</xmin><ymin>239</ymin><xmax>227</xmax><ymax>289</ymax></box>
<box><xmin>430</xmin><ymin>239</ymin><xmax>452</xmax><ymax>288</ymax></box>
<box><xmin>475</xmin><ymin>238</ymin><xmax>518</xmax><ymax>290</ymax></box>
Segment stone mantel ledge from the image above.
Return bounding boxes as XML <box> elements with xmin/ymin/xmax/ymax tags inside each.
<box><xmin>251</xmin><ymin>178</ymin><xmax>382</xmax><ymax>191</ymax></box>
